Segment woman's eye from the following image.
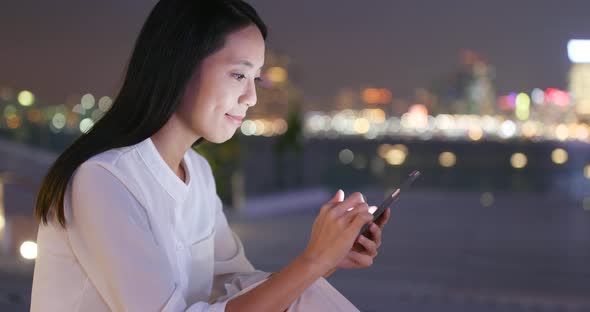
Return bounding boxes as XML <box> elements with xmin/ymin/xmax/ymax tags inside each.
<box><xmin>232</xmin><ymin>73</ymin><xmax>246</xmax><ymax>81</ymax></box>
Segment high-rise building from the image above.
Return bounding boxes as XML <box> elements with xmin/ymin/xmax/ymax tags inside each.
<box><xmin>568</xmin><ymin>40</ymin><xmax>590</xmax><ymax>121</ymax></box>
<box><xmin>431</xmin><ymin>50</ymin><xmax>496</xmax><ymax>115</ymax></box>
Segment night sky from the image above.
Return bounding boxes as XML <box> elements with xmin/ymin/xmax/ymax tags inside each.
<box><xmin>1</xmin><ymin>0</ymin><xmax>590</xmax><ymax>106</ymax></box>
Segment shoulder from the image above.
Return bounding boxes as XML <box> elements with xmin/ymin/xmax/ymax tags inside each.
<box><xmin>68</xmin><ymin>151</ymin><xmax>151</xmax><ymax>226</ymax></box>
<box><xmin>76</xmin><ymin>146</ymin><xmax>133</xmax><ymax>186</ymax></box>
<box><xmin>85</xmin><ymin>144</ymin><xmax>135</xmax><ymax>170</ymax></box>
<box><xmin>71</xmin><ymin>145</ymin><xmax>145</xmax><ymax>204</ymax></box>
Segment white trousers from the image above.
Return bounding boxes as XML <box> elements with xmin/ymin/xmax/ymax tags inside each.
<box><xmin>211</xmin><ymin>271</ymin><xmax>360</xmax><ymax>311</ymax></box>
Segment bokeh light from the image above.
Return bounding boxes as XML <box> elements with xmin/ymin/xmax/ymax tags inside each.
<box><xmin>52</xmin><ymin>113</ymin><xmax>66</xmax><ymax>129</ymax></box>
<box><xmin>339</xmin><ymin>149</ymin><xmax>354</xmax><ymax>164</ymax></box>
<box><xmin>384</xmin><ymin>144</ymin><xmax>407</xmax><ymax>165</ymax></box>
<box><xmin>272</xmin><ymin>119</ymin><xmax>288</xmax><ymax>135</ymax></box>
<box><xmin>551</xmin><ymin>148</ymin><xmax>568</xmax><ymax>165</ymax></box>
<box><xmin>439</xmin><ymin>151</ymin><xmax>457</xmax><ymax>167</ymax></box>
<box><xmin>254</xmin><ymin>120</ymin><xmax>265</xmax><ymax>136</ymax></box>
<box><xmin>81</xmin><ymin>93</ymin><xmax>95</xmax><ymax>110</ymax></box>
<box><xmin>3</xmin><ymin>105</ymin><xmax>17</xmax><ymax>118</ymax></box>
<box><xmin>27</xmin><ymin>109</ymin><xmax>43</xmax><ymax>123</ymax></box>
<box><xmin>17</xmin><ymin>90</ymin><xmax>34</xmax><ymax>106</ymax></box>
<box><xmin>240</xmin><ymin>120</ymin><xmax>256</xmax><ymax>136</ymax></box>
<box><xmin>510</xmin><ymin>153</ymin><xmax>527</xmax><ymax>169</ymax></box>
<box><xmin>521</xmin><ymin>121</ymin><xmax>538</xmax><ymax>138</ymax></box>
<box><xmin>567</xmin><ymin>39</ymin><xmax>590</xmax><ymax>63</ymax></box>
<box><xmin>407</xmin><ymin>104</ymin><xmax>429</xmax><ymax>129</ymax></box>
<box><xmin>20</xmin><ymin>241</ymin><xmax>38</xmax><ymax>260</ymax></box>
<box><xmin>98</xmin><ymin>96</ymin><xmax>113</xmax><ymax>112</ymax></box>
<box><xmin>500</xmin><ymin>120</ymin><xmax>516</xmax><ymax>138</ymax></box>
<box><xmin>531</xmin><ymin>88</ymin><xmax>544</xmax><ymax>105</ymax></box>
<box><xmin>362</xmin><ymin>88</ymin><xmax>392</xmax><ymax>104</ymax></box>
<box><xmin>555</xmin><ymin>124</ymin><xmax>569</xmax><ymax>141</ymax></box>
<box><xmin>480</xmin><ymin>192</ymin><xmax>494</xmax><ymax>207</ymax></box>
<box><xmin>353</xmin><ymin>118</ymin><xmax>370</xmax><ymax>134</ymax></box>
<box><xmin>79</xmin><ymin>118</ymin><xmax>94</xmax><ymax>133</ymax></box>
<box><xmin>468</xmin><ymin>125</ymin><xmax>483</xmax><ymax>141</ymax></box>
<box><xmin>515</xmin><ymin>93</ymin><xmax>530</xmax><ymax>120</ymax></box>
<box><xmin>266</xmin><ymin>67</ymin><xmax>287</xmax><ymax>84</ymax></box>
<box><xmin>7</xmin><ymin>116</ymin><xmax>21</xmax><ymax>129</ymax></box>
<box><xmin>545</xmin><ymin>88</ymin><xmax>570</xmax><ymax>107</ymax></box>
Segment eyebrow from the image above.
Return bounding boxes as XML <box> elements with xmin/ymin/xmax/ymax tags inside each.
<box><xmin>233</xmin><ymin>60</ymin><xmax>264</xmax><ymax>70</ymax></box>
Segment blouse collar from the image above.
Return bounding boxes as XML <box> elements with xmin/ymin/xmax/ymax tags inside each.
<box><xmin>136</xmin><ymin>137</ymin><xmax>193</xmax><ymax>203</ymax></box>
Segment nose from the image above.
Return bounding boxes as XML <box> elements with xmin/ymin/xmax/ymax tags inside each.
<box><xmin>238</xmin><ymin>78</ymin><xmax>257</xmax><ymax>108</ymax></box>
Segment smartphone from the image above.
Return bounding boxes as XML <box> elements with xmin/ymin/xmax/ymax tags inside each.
<box><xmin>359</xmin><ymin>170</ymin><xmax>421</xmax><ymax>237</ymax></box>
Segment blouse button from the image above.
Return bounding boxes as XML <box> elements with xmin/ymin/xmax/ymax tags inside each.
<box><xmin>176</xmin><ymin>242</ymin><xmax>184</xmax><ymax>251</ymax></box>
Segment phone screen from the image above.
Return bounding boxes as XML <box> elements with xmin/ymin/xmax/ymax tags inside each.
<box><xmin>359</xmin><ymin>170</ymin><xmax>421</xmax><ymax>237</ymax></box>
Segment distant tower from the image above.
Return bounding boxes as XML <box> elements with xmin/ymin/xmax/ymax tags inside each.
<box><xmin>432</xmin><ymin>50</ymin><xmax>496</xmax><ymax>115</ymax></box>
<box><xmin>568</xmin><ymin>40</ymin><xmax>590</xmax><ymax>121</ymax></box>
<box><xmin>459</xmin><ymin>50</ymin><xmax>496</xmax><ymax>115</ymax></box>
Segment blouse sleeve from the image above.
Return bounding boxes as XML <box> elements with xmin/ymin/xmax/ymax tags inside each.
<box><xmin>212</xmin><ymin>194</ymin><xmax>255</xmax><ymax>275</ymax></box>
<box><xmin>66</xmin><ymin>162</ymin><xmax>227</xmax><ymax>312</ymax></box>
<box><xmin>209</xmin><ymin>194</ymin><xmax>273</xmax><ymax>303</ymax></box>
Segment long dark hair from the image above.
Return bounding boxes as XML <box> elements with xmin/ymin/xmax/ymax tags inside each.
<box><xmin>35</xmin><ymin>0</ymin><xmax>267</xmax><ymax>227</ymax></box>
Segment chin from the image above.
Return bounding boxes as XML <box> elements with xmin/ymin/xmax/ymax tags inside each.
<box><xmin>205</xmin><ymin>131</ymin><xmax>237</xmax><ymax>144</ymax></box>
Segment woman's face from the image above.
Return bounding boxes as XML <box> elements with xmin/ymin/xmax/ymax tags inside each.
<box><xmin>177</xmin><ymin>24</ymin><xmax>265</xmax><ymax>143</ymax></box>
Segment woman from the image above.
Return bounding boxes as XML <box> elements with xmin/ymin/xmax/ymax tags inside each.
<box><xmin>31</xmin><ymin>0</ymin><xmax>390</xmax><ymax>311</ymax></box>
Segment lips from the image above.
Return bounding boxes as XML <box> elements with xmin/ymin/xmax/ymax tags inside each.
<box><xmin>225</xmin><ymin>114</ymin><xmax>244</xmax><ymax>126</ymax></box>
<box><xmin>225</xmin><ymin>114</ymin><xmax>244</xmax><ymax>121</ymax></box>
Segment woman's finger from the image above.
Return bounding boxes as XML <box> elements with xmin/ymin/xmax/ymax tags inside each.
<box><xmin>347</xmin><ymin>250</ymin><xmax>374</xmax><ymax>267</ymax></box>
<box><xmin>368</xmin><ymin>222</ymin><xmax>382</xmax><ymax>248</ymax></box>
<box><xmin>347</xmin><ymin>209</ymin><xmax>374</xmax><ymax>237</ymax></box>
<box><xmin>376</xmin><ymin>207</ymin><xmax>390</xmax><ymax>228</ymax></box>
<box><xmin>357</xmin><ymin>233</ymin><xmax>378</xmax><ymax>257</ymax></box>
<box><xmin>343</xmin><ymin>202</ymin><xmax>370</xmax><ymax>225</ymax></box>
<box><xmin>332</xmin><ymin>192</ymin><xmax>366</xmax><ymax>217</ymax></box>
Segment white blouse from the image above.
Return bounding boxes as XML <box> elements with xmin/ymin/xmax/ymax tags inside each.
<box><xmin>31</xmin><ymin>137</ymin><xmax>265</xmax><ymax>311</ymax></box>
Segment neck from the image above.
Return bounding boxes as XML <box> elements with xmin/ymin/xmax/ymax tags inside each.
<box><xmin>150</xmin><ymin>114</ymin><xmax>200</xmax><ymax>180</ymax></box>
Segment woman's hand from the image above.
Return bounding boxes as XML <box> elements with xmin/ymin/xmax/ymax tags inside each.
<box><xmin>336</xmin><ymin>207</ymin><xmax>390</xmax><ymax>269</ymax></box>
<box><xmin>324</xmin><ymin>192</ymin><xmax>391</xmax><ymax>277</ymax></box>
<box><xmin>301</xmin><ymin>190</ymin><xmax>374</xmax><ymax>276</ymax></box>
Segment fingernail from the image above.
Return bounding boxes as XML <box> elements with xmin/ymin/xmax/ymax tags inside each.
<box><xmin>336</xmin><ymin>189</ymin><xmax>344</xmax><ymax>201</ymax></box>
<box><xmin>360</xmin><ymin>194</ymin><xmax>366</xmax><ymax>203</ymax></box>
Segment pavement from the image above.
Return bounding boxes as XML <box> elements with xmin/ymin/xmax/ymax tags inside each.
<box><xmin>227</xmin><ymin>189</ymin><xmax>590</xmax><ymax>312</ymax></box>
<box><xmin>4</xmin><ymin>189</ymin><xmax>589</xmax><ymax>311</ymax></box>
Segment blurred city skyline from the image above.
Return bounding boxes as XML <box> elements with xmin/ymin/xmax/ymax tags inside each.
<box><xmin>2</xmin><ymin>0</ymin><xmax>590</xmax><ymax>106</ymax></box>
